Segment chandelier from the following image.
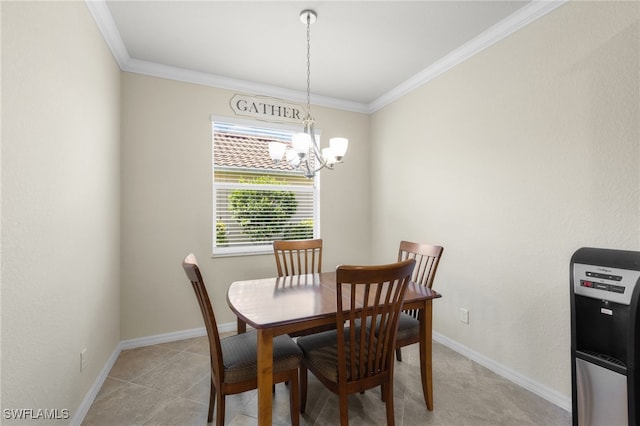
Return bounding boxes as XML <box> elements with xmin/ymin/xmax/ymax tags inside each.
<box><xmin>268</xmin><ymin>9</ymin><xmax>348</xmax><ymax>179</ymax></box>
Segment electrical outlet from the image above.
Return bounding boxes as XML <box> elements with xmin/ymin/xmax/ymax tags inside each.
<box><xmin>460</xmin><ymin>308</ymin><xmax>469</xmax><ymax>324</ymax></box>
<box><xmin>80</xmin><ymin>348</ymin><xmax>87</xmax><ymax>372</ymax></box>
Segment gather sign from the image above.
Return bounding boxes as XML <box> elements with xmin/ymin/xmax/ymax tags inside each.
<box><xmin>230</xmin><ymin>94</ymin><xmax>304</xmax><ymax>125</ymax></box>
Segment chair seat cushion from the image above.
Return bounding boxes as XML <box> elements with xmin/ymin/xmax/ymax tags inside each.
<box><xmin>297</xmin><ymin>329</ymin><xmax>372</xmax><ymax>383</ymax></box>
<box><xmin>354</xmin><ymin>313</ymin><xmax>419</xmax><ymax>342</ymax></box>
<box><xmin>396</xmin><ymin>312</ymin><xmax>419</xmax><ymax>341</ymax></box>
<box><xmin>221</xmin><ymin>331</ymin><xmax>302</xmax><ymax>383</ymax></box>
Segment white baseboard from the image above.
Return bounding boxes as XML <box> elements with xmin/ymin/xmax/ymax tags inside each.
<box><xmin>120</xmin><ymin>326</ymin><xmax>207</xmax><ymax>350</ymax></box>
<box><xmin>73</xmin><ymin>324</ymin><xmax>570</xmax><ymax>425</ymax></box>
<box><xmin>432</xmin><ymin>331</ymin><xmax>572</xmax><ymax>413</ymax></box>
<box><xmin>69</xmin><ymin>342</ymin><xmax>122</xmax><ymax>426</ymax></box>
<box><xmin>71</xmin><ymin>321</ymin><xmax>236</xmax><ymax>425</ymax></box>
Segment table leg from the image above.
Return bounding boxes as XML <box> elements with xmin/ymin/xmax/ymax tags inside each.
<box><xmin>237</xmin><ymin>317</ymin><xmax>247</xmax><ymax>334</ymax></box>
<box><xmin>257</xmin><ymin>328</ymin><xmax>274</xmax><ymax>426</ymax></box>
<box><xmin>419</xmin><ymin>300</ymin><xmax>434</xmax><ymax>411</ymax></box>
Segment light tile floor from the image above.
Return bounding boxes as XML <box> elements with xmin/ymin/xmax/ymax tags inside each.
<box><xmin>82</xmin><ymin>334</ymin><xmax>571</xmax><ymax>425</ymax></box>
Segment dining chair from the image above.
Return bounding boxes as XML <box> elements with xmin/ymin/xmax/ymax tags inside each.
<box><xmin>182</xmin><ymin>253</ymin><xmax>302</xmax><ymax>426</ymax></box>
<box><xmin>271</xmin><ymin>238</ymin><xmax>334</xmax><ymax>338</ymax></box>
<box><xmin>236</xmin><ymin>239</ymin><xmax>324</xmax><ymax>335</ymax></box>
<box><xmin>273</xmin><ymin>238</ymin><xmax>323</xmax><ymax>276</ymax></box>
<box><xmin>394</xmin><ymin>241</ymin><xmax>444</xmax><ymax>362</ymax></box>
<box><xmin>297</xmin><ymin>259</ymin><xmax>416</xmax><ymax>426</ymax></box>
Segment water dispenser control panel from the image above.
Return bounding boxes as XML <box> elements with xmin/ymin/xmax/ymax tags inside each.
<box><xmin>573</xmin><ymin>263</ymin><xmax>640</xmax><ymax>305</ymax></box>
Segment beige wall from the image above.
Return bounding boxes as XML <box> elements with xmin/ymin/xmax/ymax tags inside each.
<box><xmin>371</xmin><ymin>0</ymin><xmax>639</xmax><ymax>399</ymax></box>
<box><xmin>1</xmin><ymin>1</ymin><xmax>121</xmax><ymax>422</ymax></box>
<box><xmin>3</xmin><ymin>0</ymin><xmax>639</xmax><ymax>418</ymax></box>
<box><xmin>120</xmin><ymin>73</ymin><xmax>370</xmax><ymax>340</ymax></box>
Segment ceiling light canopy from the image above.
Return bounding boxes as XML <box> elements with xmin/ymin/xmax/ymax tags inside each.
<box><xmin>268</xmin><ymin>9</ymin><xmax>348</xmax><ymax>179</ymax></box>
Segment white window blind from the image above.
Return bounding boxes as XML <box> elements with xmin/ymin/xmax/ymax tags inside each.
<box><xmin>212</xmin><ymin>117</ymin><xmax>319</xmax><ymax>256</ymax></box>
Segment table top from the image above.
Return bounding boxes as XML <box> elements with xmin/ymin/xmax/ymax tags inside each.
<box><xmin>227</xmin><ymin>271</ymin><xmax>441</xmax><ymax>331</ymax></box>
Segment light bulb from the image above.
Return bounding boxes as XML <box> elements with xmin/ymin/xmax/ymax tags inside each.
<box><xmin>292</xmin><ymin>133</ymin><xmax>311</xmax><ymax>158</ymax></box>
<box><xmin>322</xmin><ymin>147</ymin><xmax>337</xmax><ymax>165</ymax></box>
<box><xmin>329</xmin><ymin>137</ymin><xmax>348</xmax><ymax>161</ymax></box>
<box><xmin>268</xmin><ymin>142</ymin><xmax>286</xmax><ymax>162</ymax></box>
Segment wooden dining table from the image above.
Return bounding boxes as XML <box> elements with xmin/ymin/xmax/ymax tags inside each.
<box><xmin>226</xmin><ymin>271</ymin><xmax>442</xmax><ymax>426</ymax></box>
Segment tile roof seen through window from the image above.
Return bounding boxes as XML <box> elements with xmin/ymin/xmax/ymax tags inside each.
<box><xmin>214</xmin><ymin>131</ymin><xmax>298</xmax><ymax>172</ymax></box>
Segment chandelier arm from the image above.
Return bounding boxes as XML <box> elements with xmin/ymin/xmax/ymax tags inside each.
<box><xmin>297</xmin><ymin>130</ymin><xmax>330</xmax><ymax>179</ymax></box>
<box><xmin>310</xmin><ymin>160</ymin><xmax>333</xmax><ymax>175</ymax></box>
<box><xmin>307</xmin><ymin>125</ymin><xmax>324</xmax><ymax>162</ymax></box>
<box><xmin>300</xmin><ymin>159</ymin><xmax>330</xmax><ymax>179</ymax></box>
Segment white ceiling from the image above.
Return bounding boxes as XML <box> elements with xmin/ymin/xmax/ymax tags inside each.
<box><xmin>89</xmin><ymin>1</ymin><xmax>565</xmax><ymax>113</ymax></box>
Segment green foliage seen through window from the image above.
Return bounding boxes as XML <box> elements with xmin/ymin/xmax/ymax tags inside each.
<box><xmin>228</xmin><ymin>176</ymin><xmax>297</xmax><ymax>242</ymax></box>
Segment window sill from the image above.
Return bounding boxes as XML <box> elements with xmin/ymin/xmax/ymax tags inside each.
<box><xmin>212</xmin><ymin>246</ymin><xmax>273</xmax><ymax>258</ymax></box>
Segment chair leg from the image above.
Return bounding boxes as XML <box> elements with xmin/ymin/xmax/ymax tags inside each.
<box><xmin>288</xmin><ymin>369</ymin><xmax>300</xmax><ymax>426</ymax></box>
<box><xmin>396</xmin><ymin>348</ymin><xmax>403</xmax><ymax>362</ymax></box>
<box><xmin>339</xmin><ymin>392</ymin><xmax>349</xmax><ymax>426</ymax></box>
<box><xmin>215</xmin><ymin>391</ymin><xmax>225</xmax><ymax>426</ymax></box>
<box><xmin>385</xmin><ymin>383</ymin><xmax>395</xmax><ymax>426</ymax></box>
<box><xmin>208</xmin><ymin>379</ymin><xmax>215</xmax><ymax>422</ymax></box>
<box><xmin>300</xmin><ymin>366</ymin><xmax>308</xmax><ymax>413</ymax></box>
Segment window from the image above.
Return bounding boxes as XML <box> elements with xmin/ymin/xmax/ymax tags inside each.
<box><xmin>212</xmin><ymin>116</ymin><xmax>320</xmax><ymax>256</ymax></box>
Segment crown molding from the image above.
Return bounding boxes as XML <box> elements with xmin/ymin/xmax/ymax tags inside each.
<box><xmin>85</xmin><ymin>0</ymin><xmax>130</xmax><ymax>69</ymax></box>
<box><xmin>368</xmin><ymin>0</ymin><xmax>567</xmax><ymax>113</ymax></box>
<box><xmin>122</xmin><ymin>58</ymin><xmax>371</xmax><ymax>114</ymax></box>
<box><xmin>86</xmin><ymin>0</ymin><xmax>566</xmax><ymax>115</ymax></box>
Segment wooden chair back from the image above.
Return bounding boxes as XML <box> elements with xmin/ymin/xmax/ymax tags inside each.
<box><xmin>335</xmin><ymin>259</ymin><xmax>415</xmax><ymax>392</ymax></box>
<box><xmin>398</xmin><ymin>241</ymin><xmax>443</xmax><ymax>323</ymax></box>
<box><xmin>273</xmin><ymin>239</ymin><xmax>323</xmax><ymax>276</ymax></box>
<box><xmin>393</xmin><ymin>240</ymin><xmax>444</xmax><ymax>365</ymax></box>
<box><xmin>182</xmin><ymin>254</ymin><xmax>225</xmax><ymax>384</ymax></box>
<box><xmin>397</xmin><ymin>241</ymin><xmax>443</xmax><ymax>289</ymax></box>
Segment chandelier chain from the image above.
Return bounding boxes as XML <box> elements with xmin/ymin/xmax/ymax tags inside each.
<box><xmin>306</xmin><ymin>14</ymin><xmax>311</xmax><ymax>115</ymax></box>
<box><xmin>266</xmin><ymin>9</ymin><xmax>347</xmax><ymax>179</ymax></box>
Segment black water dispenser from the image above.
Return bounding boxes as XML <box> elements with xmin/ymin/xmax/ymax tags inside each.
<box><xmin>571</xmin><ymin>248</ymin><xmax>640</xmax><ymax>425</ymax></box>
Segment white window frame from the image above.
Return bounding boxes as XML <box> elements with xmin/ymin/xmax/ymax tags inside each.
<box><xmin>211</xmin><ymin>115</ymin><xmax>321</xmax><ymax>257</ymax></box>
